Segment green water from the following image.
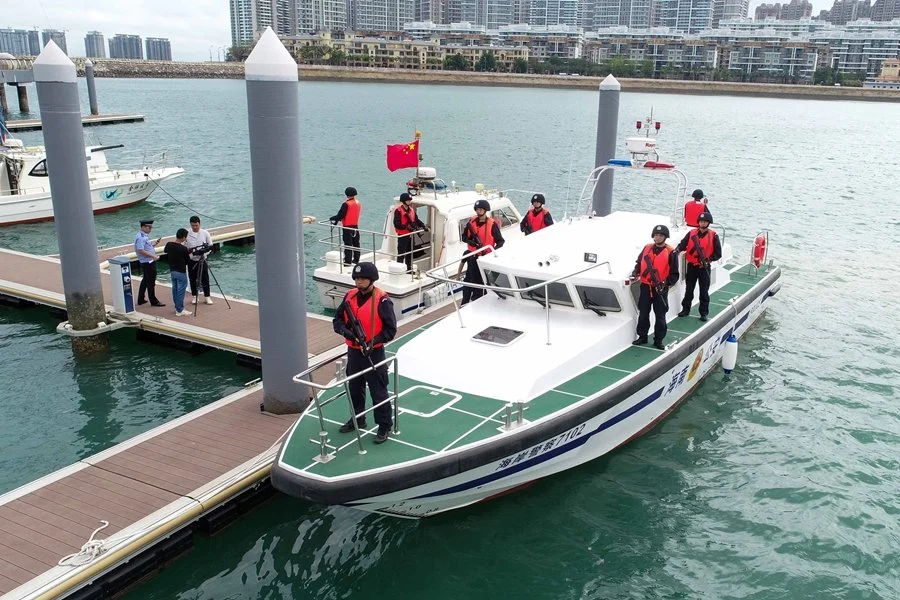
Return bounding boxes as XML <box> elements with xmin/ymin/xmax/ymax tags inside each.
<box><xmin>2</xmin><ymin>80</ymin><xmax>899</xmax><ymax>599</ymax></box>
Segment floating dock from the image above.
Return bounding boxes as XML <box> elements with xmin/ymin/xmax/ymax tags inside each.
<box><xmin>0</xmin><ymin>243</ymin><xmax>451</xmax><ymax>599</ymax></box>
<box><xmin>5</xmin><ymin>114</ymin><xmax>146</xmax><ymax>133</ymax></box>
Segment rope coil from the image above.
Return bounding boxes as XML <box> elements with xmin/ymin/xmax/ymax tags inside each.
<box><xmin>58</xmin><ymin>520</ymin><xmax>110</xmax><ymax>567</ymax></box>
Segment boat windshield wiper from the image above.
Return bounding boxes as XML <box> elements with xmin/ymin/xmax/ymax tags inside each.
<box><xmin>492</xmin><ymin>288</ymin><xmax>510</xmax><ymax>300</ymax></box>
<box><xmin>580</xmin><ymin>294</ymin><xmax>607</xmax><ymax>317</ymax></box>
<box><xmin>522</xmin><ymin>289</ymin><xmax>549</xmax><ymax>309</ymax></box>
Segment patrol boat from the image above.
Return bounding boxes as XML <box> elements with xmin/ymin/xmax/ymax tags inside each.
<box><xmin>272</xmin><ymin>123</ymin><xmax>782</xmax><ymax>518</ymax></box>
<box><xmin>311</xmin><ymin>167</ymin><xmax>525</xmax><ymax>319</ymax></box>
<box><xmin>0</xmin><ymin>137</ymin><xmax>184</xmax><ymax>226</ymax></box>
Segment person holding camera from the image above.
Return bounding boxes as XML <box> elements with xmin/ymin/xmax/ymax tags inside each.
<box><xmin>461</xmin><ymin>200</ymin><xmax>504</xmax><ymax>305</ymax></box>
<box><xmin>332</xmin><ymin>262</ymin><xmax>397</xmax><ymax>445</ymax></box>
<box><xmin>631</xmin><ymin>225</ymin><xmax>679</xmax><ymax>350</ymax></box>
<box><xmin>393</xmin><ymin>192</ymin><xmax>427</xmax><ymax>272</ymax></box>
<box><xmin>134</xmin><ymin>219</ymin><xmax>165</xmax><ymax>307</ymax></box>
<box><xmin>164</xmin><ymin>229</ymin><xmax>192</xmax><ymax>316</ymax></box>
<box><xmin>187</xmin><ymin>216</ymin><xmax>213</xmax><ymax>305</ymax></box>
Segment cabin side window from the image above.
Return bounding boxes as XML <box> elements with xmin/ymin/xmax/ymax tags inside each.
<box><xmin>574</xmin><ymin>286</ymin><xmax>622</xmax><ymax>312</ymax></box>
<box><xmin>516</xmin><ymin>276</ymin><xmax>574</xmax><ymax>307</ymax></box>
<box><xmin>491</xmin><ymin>206</ymin><xmax>519</xmax><ymax>228</ymax></box>
<box><xmin>29</xmin><ymin>160</ymin><xmax>49</xmax><ymax>177</ymax></box>
<box><xmin>483</xmin><ymin>269</ymin><xmax>512</xmax><ymax>289</ymax></box>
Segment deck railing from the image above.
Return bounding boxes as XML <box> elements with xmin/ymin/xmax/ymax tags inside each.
<box><xmin>293</xmin><ymin>352</ymin><xmax>400</xmax><ymax>461</ymax></box>
<box><xmin>309</xmin><ymin>221</ymin><xmax>432</xmax><ymax>280</ymax></box>
<box><xmin>425</xmin><ymin>249</ymin><xmax>612</xmax><ymax>345</ymax></box>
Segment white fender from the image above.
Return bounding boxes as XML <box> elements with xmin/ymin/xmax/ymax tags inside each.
<box><xmin>722</xmin><ymin>334</ymin><xmax>738</xmax><ymax>374</ymax></box>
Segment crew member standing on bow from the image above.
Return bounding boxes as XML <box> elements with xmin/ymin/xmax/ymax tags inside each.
<box><xmin>683</xmin><ymin>189</ymin><xmax>711</xmax><ymax>228</ymax></box>
<box><xmin>332</xmin><ymin>262</ymin><xmax>397</xmax><ymax>445</ymax></box>
<box><xmin>461</xmin><ymin>199</ymin><xmax>505</xmax><ymax>305</ymax></box>
<box><xmin>134</xmin><ymin>219</ymin><xmax>165</xmax><ymax>307</ymax></box>
<box><xmin>676</xmin><ymin>211</ymin><xmax>721</xmax><ymax>321</ymax></box>
<box><xmin>330</xmin><ymin>186</ymin><xmax>361</xmax><ymax>265</ymax></box>
<box><xmin>631</xmin><ymin>225</ymin><xmax>679</xmax><ymax>350</ymax></box>
<box><xmin>521</xmin><ymin>193</ymin><xmax>553</xmax><ymax>235</ymax></box>
<box><xmin>393</xmin><ymin>192</ymin><xmax>426</xmax><ymax>272</ymax></box>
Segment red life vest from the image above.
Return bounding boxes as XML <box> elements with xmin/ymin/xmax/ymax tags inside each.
<box><xmin>342</xmin><ymin>288</ymin><xmax>386</xmax><ymax>349</ymax></box>
<box><xmin>683</xmin><ymin>200</ymin><xmax>705</xmax><ymax>227</ymax></box>
<box><xmin>686</xmin><ymin>228</ymin><xmax>717</xmax><ymax>267</ymax></box>
<box><xmin>525</xmin><ymin>208</ymin><xmax>550</xmax><ymax>234</ymax></box>
<box><xmin>467</xmin><ymin>217</ymin><xmax>496</xmax><ymax>254</ymax></box>
<box><xmin>395</xmin><ymin>204</ymin><xmax>416</xmax><ymax>235</ymax></box>
<box><xmin>639</xmin><ymin>243</ymin><xmax>673</xmax><ymax>286</ymax></box>
<box><xmin>343</xmin><ymin>198</ymin><xmax>361</xmax><ymax>227</ymax></box>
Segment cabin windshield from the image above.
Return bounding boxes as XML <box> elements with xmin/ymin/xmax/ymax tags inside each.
<box><xmin>516</xmin><ymin>276</ymin><xmax>574</xmax><ymax>307</ymax></box>
<box><xmin>29</xmin><ymin>160</ymin><xmax>48</xmax><ymax>177</ymax></box>
<box><xmin>575</xmin><ymin>285</ymin><xmax>621</xmax><ymax>312</ymax></box>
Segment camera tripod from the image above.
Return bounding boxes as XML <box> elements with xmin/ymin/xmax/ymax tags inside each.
<box><xmin>189</xmin><ymin>253</ymin><xmax>231</xmax><ymax>316</ymax></box>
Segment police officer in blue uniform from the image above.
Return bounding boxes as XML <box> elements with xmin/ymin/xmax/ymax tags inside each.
<box><xmin>134</xmin><ymin>219</ymin><xmax>165</xmax><ymax>306</ymax></box>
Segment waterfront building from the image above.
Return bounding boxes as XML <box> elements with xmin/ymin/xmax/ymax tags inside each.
<box><xmin>404</xmin><ymin>21</ymin><xmax>493</xmax><ymax>45</ymax></box>
<box><xmin>527</xmin><ymin>0</ymin><xmax>582</xmax><ymax>27</ymax></box>
<box><xmin>109</xmin><ymin>34</ymin><xmax>143</xmax><ymax>59</ymax></box>
<box><xmin>811</xmin><ymin>20</ymin><xmax>900</xmax><ymax>77</ymax></box>
<box><xmin>590</xmin><ymin>0</ymin><xmax>658</xmax><ymax>30</ymax></box>
<box><xmin>0</xmin><ymin>28</ymin><xmax>33</xmax><ymax>56</ymax></box>
<box><xmin>41</xmin><ymin>29</ymin><xmax>67</xmax><ymax>54</ymax></box>
<box><xmin>496</xmin><ymin>23</ymin><xmax>584</xmax><ymax>58</ymax></box>
<box><xmin>864</xmin><ymin>56</ymin><xmax>900</xmax><ymax>86</ymax></box>
<box><xmin>712</xmin><ymin>0</ymin><xmax>749</xmax><ymax>27</ymax></box>
<box><xmin>146</xmin><ymin>37</ymin><xmax>173</xmax><ymax>61</ymax></box>
<box><xmin>716</xmin><ymin>17</ymin><xmax>830</xmax><ymax>35</ymax></box>
<box><xmin>230</xmin><ymin>0</ymin><xmax>296</xmax><ymax>45</ymax></box>
<box><xmin>657</xmin><ymin>0</ymin><xmax>715</xmax><ymax>33</ymax></box>
<box><xmin>297</xmin><ymin>0</ymin><xmax>348</xmax><ymax>32</ymax></box>
<box><xmin>84</xmin><ymin>31</ymin><xmax>106</xmax><ymax>58</ymax></box>
<box><xmin>348</xmin><ymin>0</ymin><xmax>415</xmax><ymax>31</ymax></box>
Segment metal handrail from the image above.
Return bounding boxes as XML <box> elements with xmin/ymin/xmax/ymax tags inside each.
<box><xmin>425</xmin><ymin>248</ymin><xmax>612</xmax><ymax>345</ymax></box>
<box><xmin>571</xmin><ymin>164</ymin><xmax>689</xmax><ymax>227</ymax></box>
<box><xmin>293</xmin><ymin>352</ymin><xmax>400</xmax><ymax>457</ymax></box>
<box><xmin>310</xmin><ymin>221</ymin><xmax>432</xmax><ymax>278</ymax></box>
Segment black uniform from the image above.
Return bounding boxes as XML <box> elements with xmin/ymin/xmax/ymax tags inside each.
<box><xmin>676</xmin><ymin>228</ymin><xmax>722</xmax><ymax>318</ymax></box>
<box><xmin>332</xmin><ymin>289</ymin><xmax>398</xmax><ymax>428</ymax></box>
<box><xmin>633</xmin><ymin>245</ymin><xmax>680</xmax><ymax>345</ymax></box>
<box><xmin>393</xmin><ymin>205</ymin><xmax>426</xmax><ymax>272</ymax></box>
<box><xmin>461</xmin><ymin>219</ymin><xmax>505</xmax><ymax>305</ymax></box>
<box><xmin>330</xmin><ymin>200</ymin><xmax>360</xmax><ymax>265</ymax></box>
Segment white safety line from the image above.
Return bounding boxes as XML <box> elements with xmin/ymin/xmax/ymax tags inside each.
<box><xmin>594</xmin><ymin>364</ymin><xmax>634</xmax><ymax>374</ymax></box>
<box><xmin>548</xmin><ymin>389</ymin><xmax>586</xmax><ymax>399</ymax></box>
<box><xmin>449</xmin><ymin>406</ymin><xmax>505</xmax><ymax>424</ymax></box>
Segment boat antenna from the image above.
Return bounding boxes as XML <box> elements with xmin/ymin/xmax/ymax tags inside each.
<box><xmin>563</xmin><ymin>142</ymin><xmax>577</xmax><ymax>220</ymax></box>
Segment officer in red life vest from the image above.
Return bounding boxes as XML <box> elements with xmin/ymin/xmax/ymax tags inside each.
<box><xmin>329</xmin><ymin>186</ymin><xmax>361</xmax><ymax>265</ymax></box>
<box><xmin>461</xmin><ymin>199</ymin><xmax>505</xmax><ymax>305</ymax></box>
<box><xmin>683</xmin><ymin>189</ymin><xmax>711</xmax><ymax>228</ymax></box>
<box><xmin>520</xmin><ymin>193</ymin><xmax>554</xmax><ymax>235</ymax></box>
<box><xmin>676</xmin><ymin>211</ymin><xmax>721</xmax><ymax>322</ymax></box>
<box><xmin>332</xmin><ymin>262</ymin><xmax>397</xmax><ymax>444</ymax></box>
<box><xmin>630</xmin><ymin>224</ymin><xmax>679</xmax><ymax>350</ymax></box>
<box><xmin>393</xmin><ymin>192</ymin><xmax>427</xmax><ymax>272</ymax></box>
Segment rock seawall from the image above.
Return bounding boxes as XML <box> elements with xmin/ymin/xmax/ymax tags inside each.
<box><xmin>71</xmin><ymin>59</ymin><xmax>900</xmax><ymax>102</ymax></box>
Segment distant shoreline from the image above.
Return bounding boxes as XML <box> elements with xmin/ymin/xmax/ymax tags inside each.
<box><xmin>74</xmin><ymin>59</ymin><xmax>900</xmax><ymax>103</ymax></box>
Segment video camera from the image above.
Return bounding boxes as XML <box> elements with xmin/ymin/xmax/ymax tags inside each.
<box><xmin>190</xmin><ymin>243</ymin><xmax>212</xmax><ymax>257</ymax></box>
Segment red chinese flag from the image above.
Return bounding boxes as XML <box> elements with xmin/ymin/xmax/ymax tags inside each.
<box><xmin>386</xmin><ymin>140</ymin><xmax>419</xmax><ymax>172</ymax></box>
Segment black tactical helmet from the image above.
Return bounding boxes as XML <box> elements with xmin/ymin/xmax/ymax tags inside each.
<box><xmin>345</xmin><ymin>186</ymin><xmax>358</xmax><ymax>197</ymax></box>
<box><xmin>474</xmin><ymin>199</ymin><xmax>491</xmax><ymax>212</ymax></box>
<box><xmin>691</xmin><ymin>189</ymin><xmax>704</xmax><ymax>200</ymax></box>
<box><xmin>400</xmin><ymin>192</ymin><xmax>412</xmax><ymax>202</ymax></box>
<box><xmin>697</xmin><ymin>211</ymin><xmax>713</xmax><ymax>224</ymax></box>
<box><xmin>531</xmin><ymin>193</ymin><xmax>545</xmax><ymax>204</ymax></box>
<box><xmin>652</xmin><ymin>224</ymin><xmax>670</xmax><ymax>238</ymax></box>
<box><xmin>351</xmin><ymin>262</ymin><xmax>379</xmax><ymax>281</ymax></box>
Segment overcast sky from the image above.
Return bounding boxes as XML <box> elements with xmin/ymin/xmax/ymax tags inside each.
<box><xmin>10</xmin><ymin>0</ymin><xmax>831</xmax><ymax>62</ymax></box>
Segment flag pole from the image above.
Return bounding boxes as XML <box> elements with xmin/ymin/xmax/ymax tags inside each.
<box><xmin>414</xmin><ymin>129</ymin><xmax>421</xmax><ymax>184</ymax></box>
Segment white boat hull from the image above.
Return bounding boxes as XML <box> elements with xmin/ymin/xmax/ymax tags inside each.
<box><xmin>0</xmin><ymin>167</ymin><xmax>184</xmax><ymax>226</ymax></box>
<box><xmin>333</xmin><ymin>275</ymin><xmax>779</xmax><ymax>518</ymax></box>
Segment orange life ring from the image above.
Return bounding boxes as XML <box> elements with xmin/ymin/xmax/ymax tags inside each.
<box><xmin>752</xmin><ymin>233</ymin><xmax>767</xmax><ymax>268</ymax></box>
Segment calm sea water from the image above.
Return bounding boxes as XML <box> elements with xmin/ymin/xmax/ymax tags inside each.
<box><xmin>2</xmin><ymin>79</ymin><xmax>899</xmax><ymax>599</ymax></box>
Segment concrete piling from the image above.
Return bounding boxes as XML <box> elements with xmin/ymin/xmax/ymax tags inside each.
<box><xmin>33</xmin><ymin>41</ymin><xmax>108</xmax><ymax>354</ymax></box>
<box><xmin>0</xmin><ymin>84</ymin><xmax>7</xmax><ymax>114</ymax></box>
<box><xmin>245</xmin><ymin>28</ymin><xmax>308</xmax><ymax>414</ymax></box>
<box><xmin>592</xmin><ymin>74</ymin><xmax>620</xmax><ymax>217</ymax></box>
<box><xmin>85</xmin><ymin>60</ymin><xmax>99</xmax><ymax>116</ymax></box>
<box><xmin>16</xmin><ymin>83</ymin><xmax>29</xmax><ymax>113</ymax></box>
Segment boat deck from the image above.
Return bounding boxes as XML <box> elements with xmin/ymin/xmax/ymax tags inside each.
<box><xmin>282</xmin><ymin>263</ymin><xmax>775</xmax><ymax>477</ymax></box>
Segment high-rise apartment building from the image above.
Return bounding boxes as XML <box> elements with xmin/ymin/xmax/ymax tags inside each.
<box><xmin>657</xmin><ymin>0</ymin><xmax>714</xmax><ymax>33</ymax></box>
<box><xmin>146</xmin><ymin>37</ymin><xmax>172</xmax><ymax>61</ymax></box>
<box><xmin>42</xmin><ymin>29</ymin><xmax>68</xmax><ymax>54</ymax></box>
<box><xmin>348</xmin><ymin>0</ymin><xmax>415</xmax><ymax>31</ymax></box>
<box><xmin>28</xmin><ymin>30</ymin><xmax>40</xmax><ymax>54</ymax></box>
<box><xmin>230</xmin><ymin>0</ymin><xmax>296</xmax><ymax>45</ymax></box>
<box><xmin>0</xmin><ymin>29</ymin><xmax>34</xmax><ymax>56</ymax></box>
<box><xmin>84</xmin><ymin>31</ymin><xmax>106</xmax><ymax>58</ymax></box>
<box><xmin>820</xmin><ymin>0</ymin><xmax>871</xmax><ymax>24</ymax></box>
<box><xmin>780</xmin><ymin>0</ymin><xmax>812</xmax><ymax>18</ymax></box>
<box><xmin>414</xmin><ymin>0</ymin><xmax>445</xmax><ymax>23</ymax></box>
<box><xmin>591</xmin><ymin>0</ymin><xmax>657</xmax><ymax>29</ymax></box>
<box><xmin>297</xmin><ymin>0</ymin><xmax>348</xmax><ymax>33</ymax></box>
<box><xmin>871</xmin><ymin>0</ymin><xmax>900</xmax><ymax>20</ymax></box>
<box><xmin>109</xmin><ymin>34</ymin><xmax>143</xmax><ymax>59</ymax></box>
<box><xmin>528</xmin><ymin>0</ymin><xmax>581</xmax><ymax>26</ymax></box>
<box><xmin>712</xmin><ymin>0</ymin><xmax>748</xmax><ymax>27</ymax></box>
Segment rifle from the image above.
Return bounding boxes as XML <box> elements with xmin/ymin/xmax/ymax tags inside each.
<box><xmin>642</xmin><ymin>253</ymin><xmax>670</xmax><ymax>312</ymax></box>
<box><xmin>690</xmin><ymin>233</ymin><xmax>711</xmax><ymax>273</ymax></box>
<box><xmin>341</xmin><ymin>297</ymin><xmax>388</xmax><ymax>386</ymax></box>
<box><xmin>464</xmin><ymin>223</ymin><xmax>484</xmax><ymax>250</ymax></box>
<box><xmin>521</xmin><ymin>218</ymin><xmax>533</xmax><ymax>235</ymax></box>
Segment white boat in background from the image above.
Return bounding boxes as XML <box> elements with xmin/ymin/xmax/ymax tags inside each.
<box><xmin>311</xmin><ymin>167</ymin><xmax>526</xmax><ymax>319</ymax></box>
<box><xmin>0</xmin><ymin>137</ymin><xmax>185</xmax><ymax>226</ymax></box>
